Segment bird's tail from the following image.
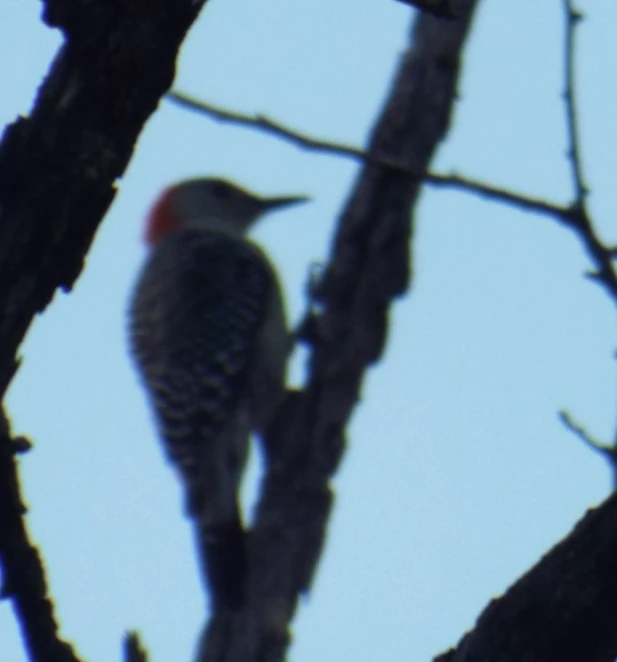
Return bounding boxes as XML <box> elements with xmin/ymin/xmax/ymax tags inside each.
<box><xmin>194</xmin><ymin>503</ymin><xmax>248</xmax><ymax>611</ymax></box>
<box><xmin>180</xmin><ymin>415</ymin><xmax>251</xmax><ymax>611</ymax></box>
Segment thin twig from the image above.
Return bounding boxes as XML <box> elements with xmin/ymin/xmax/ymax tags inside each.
<box><xmin>0</xmin><ymin>410</ymin><xmax>83</xmax><ymax>662</ymax></box>
<box><xmin>424</xmin><ymin>173</ymin><xmax>573</xmax><ymax>222</ymax></box>
<box><xmin>559</xmin><ymin>410</ymin><xmax>611</xmax><ymax>456</ymax></box>
<box><xmin>166</xmin><ymin>91</ymin><xmax>573</xmax><ymax>224</ymax></box>
<box><xmin>559</xmin><ymin>410</ymin><xmax>617</xmax><ymax>487</ymax></box>
<box><xmin>167</xmin><ymin>90</ymin><xmax>401</xmax><ymax>166</ymax></box>
<box><xmin>562</xmin><ymin>0</ymin><xmax>588</xmax><ymax>206</ymax></box>
<box><xmin>167</xmin><ymin>89</ymin><xmax>617</xmax><ymax>307</ymax></box>
<box><xmin>557</xmin><ymin>2</ymin><xmax>617</xmax><ymax>303</ymax></box>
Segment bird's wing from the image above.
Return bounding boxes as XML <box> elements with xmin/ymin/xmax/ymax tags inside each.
<box><xmin>129</xmin><ymin>230</ymin><xmax>273</xmax><ymax>468</ymax></box>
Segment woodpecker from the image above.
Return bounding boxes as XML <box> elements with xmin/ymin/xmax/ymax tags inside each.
<box><xmin>128</xmin><ymin>177</ymin><xmax>307</xmax><ymax>609</ymax></box>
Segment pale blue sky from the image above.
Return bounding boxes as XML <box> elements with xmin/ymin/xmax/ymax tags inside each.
<box><xmin>2</xmin><ymin>1</ymin><xmax>616</xmax><ymax>661</ymax></box>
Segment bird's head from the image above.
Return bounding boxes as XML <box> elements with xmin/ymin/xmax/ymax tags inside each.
<box><xmin>144</xmin><ymin>177</ymin><xmax>309</xmax><ymax>246</ymax></box>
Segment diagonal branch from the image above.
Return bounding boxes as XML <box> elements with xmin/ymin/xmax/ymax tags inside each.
<box><xmin>0</xmin><ymin>1</ymin><xmax>208</xmax><ymax>659</ymax></box>
<box><xmin>167</xmin><ymin>91</ymin><xmax>378</xmax><ymax>164</ymax></box>
<box><xmin>171</xmin><ymin>1</ymin><xmax>617</xmax><ymax>313</ymax></box>
<box><xmin>168</xmin><ymin>88</ymin><xmax>617</xmax><ymax>308</ymax></box>
<box><xmin>166</xmin><ymin>91</ymin><xmax>574</xmax><ymax>223</ymax></box>
<box><xmin>424</xmin><ymin>172</ymin><xmax>573</xmax><ymax>222</ymax></box>
<box><xmin>195</xmin><ymin>3</ymin><xmax>617</xmax><ymax>660</ymax></box>
<box><xmin>560</xmin><ymin>410</ymin><xmax>611</xmax><ymax>455</ymax></box>
<box><xmin>559</xmin><ymin>411</ymin><xmax>617</xmax><ymax>488</ymax></box>
<box><xmin>0</xmin><ymin>0</ymin><xmax>207</xmax><ymax>398</ymax></box>
<box><xmin>435</xmin><ymin>491</ymin><xmax>617</xmax><ymax>662</ymax></box>
<box><xmin>196</xmin><ymin>2</ymin><xmax>480</xmax><ymax>661</ymax></box>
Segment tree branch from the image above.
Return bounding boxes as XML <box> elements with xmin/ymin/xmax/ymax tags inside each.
<box><xmin>435</xmin><ymin>491</ymin><xmax>617</xmax><ymax>662</ymax></box>
<box><xmin>0</xmin><ymin>409</ymin><xmax>82</xmax><ymax>662</ymax></box>
<box><xmin>0</xmin><ymin>0</ymin><xmax>206</xmax><ymax>399</ymax></box>
<box><xmin>560</xmin><ymin>410</ymin><xmax>612</xmax><ymax>457</ymax></box>
<box><xmin>169</xmin><ymin>3</ymin><xmax>617</xmax><ymax>314</ymax></box>
<box><xmin>552</xmin><ymin>1</ymin><xmax>617</xmax><ymax>306</ymax></box>
<box><xmin>560</xmin><ymin>411</ymin><xmax>617</xmax><ymax>487</ymax></box>
<box><xmin>561</xmin><ymin>0</ymin><xmax>588</xmax><ymax>206</ymax></box>
<box><xmin>166</xmin><ymin>91</ymin><xmax>575</xmax><ymax>223</ymax></box>
<box><xmin>196</xmin><ymin>2</ymin><xmax>480</xmax><ymax>660</ymax></box>
<box><xmin>0</xmin><ymin>1</ymin><xmax>207</xmax><ymax>658</ymax></box>
<box><xmin>168</xmin><ymin>88</ymin><xmax>617</xmax><ymax>310</ymax></box>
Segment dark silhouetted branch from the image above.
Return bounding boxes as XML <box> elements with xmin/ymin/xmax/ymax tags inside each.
<box><xmin>556</xmin><ymin>3</ymin><xmax>617</xmax><ymax>302</ymax></box>
<box><xmin>169</xmin><ymin>88</ymin><xmax>617</xmax><ymax>311</ymax></box>
<box><xmin>0</xmin><ymin>0</ymin><xmax>207</xmax><ymax>659</ymax></box>
<box><xmin>560</xmin><ymin>410</ymin><xmax>612</xmax><ymax>457</ymax></box>
<box><xmin>560</xmin><ymin>411</ymin><xmax>617</xmax><ymax>487</ymax></box>
<box><xmin>0</xmin><ymin>409</ymin><xmax>82</xmax><ymax>662</ymax></box>
<box><xmin>562</xmin><ymin>0</ymin><xmax>588</xmax><ymax>206</ymax></box>
<box><xmin>166</xmin><ymin>91</ymin><xmax>574</xmax><ymax>223</ymax></box>
<box><xmin>435</xmin><ymin>491</ymin><xmax>617</xmax><ymax>662</ymax></box>
<box><xmin>0</xmin><ymin>0</ymin><xmax>207</xmax><ymax>400</ymax></box>
<box><xmin>196</xmin><ymin>2</ymin><xmax>480</xmax><ymax>661</ymax></box>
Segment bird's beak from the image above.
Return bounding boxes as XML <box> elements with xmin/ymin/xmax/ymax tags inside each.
<box><xmin>260</xmin><ymin>195</ymin><xmax>310</xmax><ymax>213</ymax></box>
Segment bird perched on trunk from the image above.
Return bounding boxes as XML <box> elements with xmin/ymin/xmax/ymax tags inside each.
<box><xmin>128</xmin><ymin>177</ymin><xmax>308</xmax><ymax>609</ymax></box>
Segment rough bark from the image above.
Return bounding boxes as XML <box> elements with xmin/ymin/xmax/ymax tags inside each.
<box><xmin>435</xmin><ymin>493</ymin><xmax>617</xmax><ymax>662</ymax></box>
<box><xmin>0</xmin><ymin>0</ymin><xmax>205</xmax><ymax>395</ymax></box>
<box><xmin>0</xmin><ymin>2</ymin><xmax>206</xmax><ymax>660</ymax></box>
<box><xmin>198</xmin><ymin>3</ymin><xmax>479</xmax><ymax>661</ymax></box>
